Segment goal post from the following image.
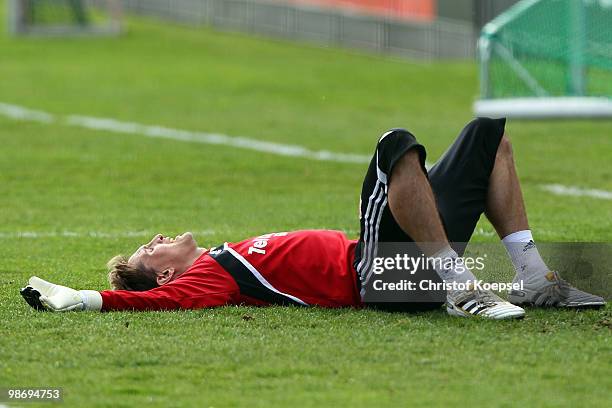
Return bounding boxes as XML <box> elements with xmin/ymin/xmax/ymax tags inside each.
<box><xmin>474</xmin><ymin>0</ymin><xmax>612</xmax><ymax>119</ymax></box>
<box><xmin>7</xmin><ymin>0</ymin><xmax>122</xmax><ymax>36</ymax></box>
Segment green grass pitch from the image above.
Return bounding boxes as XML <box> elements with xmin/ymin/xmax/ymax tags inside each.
<box><xmin>0</xmin><ymin>4</ymin><xmax>611</xmax><ymax>407</ymax></box>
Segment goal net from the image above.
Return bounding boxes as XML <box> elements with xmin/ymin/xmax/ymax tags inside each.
<box><xmin>8</xmin><ymin>0</ymin><xmax>122</xmax><ymax>36</ymax></box>
<box><xmin>475</xmin><ymin>0</ymin><xmax>612</xmax><ymax>118</ymax></box>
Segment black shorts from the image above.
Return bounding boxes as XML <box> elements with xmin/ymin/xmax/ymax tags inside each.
<box><xmin>355</xmin><ymin>117</ymin><xmax>506</xmax><ymax>311</ymax></box>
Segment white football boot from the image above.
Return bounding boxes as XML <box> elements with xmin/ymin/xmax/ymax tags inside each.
<box><xmin>509</xmin><ymin>271</ymin><xmax>605</xmax><ymax>308</ymax></box>
<box><xmin>447</xmin><ymin>288</ymin><xmax>525</xmax><ymax>320</ymax></box>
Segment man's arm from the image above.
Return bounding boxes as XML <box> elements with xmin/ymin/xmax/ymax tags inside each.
<box><xmin>21</xmin><ymin>272</ymin><xmax>238</xmax><ymax>312</ymax></box>
<box><xmin>21</xmin><ymin>277</ymin><xmax>102</xmax><ymax>312</ymax></box>
<box><xmin>99</xmin><ymin>288</ymin><xmax>235</xmax><ymax>311</ymax></box>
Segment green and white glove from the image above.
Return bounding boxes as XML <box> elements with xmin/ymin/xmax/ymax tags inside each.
<box><xmin>22</xmin><ymin>276</ymin><xmax>102</xmax><ymax>312</ymax></box>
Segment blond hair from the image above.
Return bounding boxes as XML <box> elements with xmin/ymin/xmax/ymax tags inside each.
<box><xmin>107</xmin><ymin>255</ymin><xmax>159</xmax><ymax>291</ymax></box>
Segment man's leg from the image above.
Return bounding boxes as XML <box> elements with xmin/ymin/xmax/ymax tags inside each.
<box><xmin>428</xmin><ymin>118</ymin><xmax>510</xmax><ymax>253</ymax></box>
<box><xmin>387</xmin><ymin>150</ymin><xmax>492</xmax><ymax>292</ymax></box>
<box><xmin>485</xmin><ymin>136</ymin><xmax>529</xmax><ymax>238</ymax></box>
<box><xmin>424</xmin><ymin>118</ymin><xmax>528</xmax><ymax>318</ymax></box>
<box><xmin>387</xmin><ymin>150</ymin><xmax>448</xmax><ymax>255</ymax></box>
<box><xmin>355</xmin><ymin>129</ymin><xmax>446</xmax><ymax>311</ymax></box>
<box><xmin>485</xmin><ymin>135</ymin><xmax>605</xmax><ymax>308</ymax></box>
<box><xmin>355</xmin><ymin>128</ymin><xmax>524</xmax><ymax>318</ymax></box>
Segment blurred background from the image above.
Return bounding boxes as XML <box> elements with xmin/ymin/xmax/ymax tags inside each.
<box><xmin>8</xmin><ymin>0</ymin><xmax>521</xmax><ymax>58</ymax></box>
<box><xmin>7</xmin><ymin>0</ymin><xmax>612</xmax><ymax>119</ymax></box>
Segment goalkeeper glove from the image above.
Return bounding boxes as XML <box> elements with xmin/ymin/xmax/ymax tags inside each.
<box><xmin>21</xmin><ymin>276</ymin><xmax>102</xmax><ymax>312</ymax></box>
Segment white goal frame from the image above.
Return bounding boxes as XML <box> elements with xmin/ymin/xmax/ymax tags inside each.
<box><xmin>474</xmin><ymin>0</ymin><xmax>612</xmax><ymax>119</ymax></box>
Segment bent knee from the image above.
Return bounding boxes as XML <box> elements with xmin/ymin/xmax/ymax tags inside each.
<box><xmin>378</xmin><ymin>128</ymin><xmax>417</xmax><ymax>145</ymax></box>
<box><xmin>389</xmin><ymin>149</ymin><xmax>425</xmax><ymax>188</ymax></box>
<box><xmin>457</xmin><ymin>117</ymin><xmax>507</xmax><ymax>153</ymax></box>
<box><xmin>376</xmin><ymin>128</ymin><xmax>426</xmax><ymax>178</ymax></box>
<box><xmin>466</xmin><ymin>117</ymin><xmax>506</xmax><ymax>139</ymax></box>
<box><xmin>395</xmin><ymin>148</ymin><xmax>422</xmax><ymax>170</ymax></box>
<box><xmin>497</xmin><ymin>134</ymin><xmax>513</xmax><ymax>159</ymax></box>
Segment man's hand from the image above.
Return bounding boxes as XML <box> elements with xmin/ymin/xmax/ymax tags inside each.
<box><xmin>20</xmin><ymin>276</ymin><xmax>102</xmax><ymax>312</ymax></box>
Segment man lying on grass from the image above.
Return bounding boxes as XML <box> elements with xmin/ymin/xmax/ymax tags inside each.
<box><xmin>21</xmin><ymin>118</ymin><xmax>605</xmax><ymax>319</ymax></box>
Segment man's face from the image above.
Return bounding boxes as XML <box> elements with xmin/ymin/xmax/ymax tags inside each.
<box><xmin>129</xmin><ymin>232</ymin><xmax>199</xmax><ymax>276</ymax></box>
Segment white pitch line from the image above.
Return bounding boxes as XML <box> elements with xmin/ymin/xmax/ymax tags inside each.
<box><xmin>540</xmin><ymin>184</ymin><xmax>612</xmax><ymax>200</ymax></box>
<box><xmin>2</xmin><ymin>101</ymin><xmax>612</xmax><ymax>200</ymax></box>
<box><xmin>0</xmin><ymin>230</ymin><xmax>217</xmax><ymax>239</ymax></box>
<box><xmin>0</xmin><ymin>101</ymin><xmax>55</xmax><ymax>123</ymax></box>
<box><xmin>0</xmin><ymin>101</ymin><xmax>371</xmax><ymax>164</ymax></box>
<box><xmin>65</xmin><ymin>115</ymin><xmax>371</xmax><ymax>164</ymax></box>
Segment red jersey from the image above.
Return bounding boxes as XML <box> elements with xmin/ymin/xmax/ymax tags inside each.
<box><xmin>100</xmin><ymin>230</ymin><xmax>361</xmax><ymax>311</ymax></box>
